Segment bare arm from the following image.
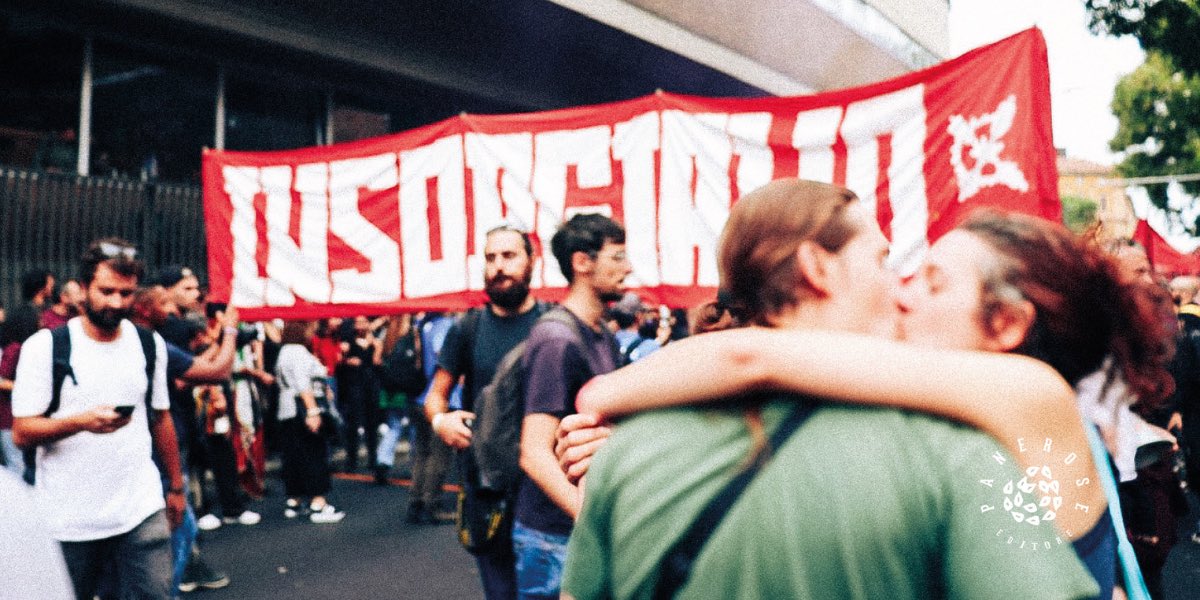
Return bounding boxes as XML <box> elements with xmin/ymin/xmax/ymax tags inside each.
<box><xmin>371</xmin><ymin>337</ymin><xmax>384</xmax><ymax>366</ymax></box>
<box><xmin>181</xmin><ymin>309</ymin><xmax>239</xmax><ymax>383</ymax></box>
<box><xmin>575</xmin><ymin>327</ymin><xmax>1105</xmax><ymax>538</ymax></box>
<box><xmin>12</xmin><ymin>408</ymin><xmax>131</xmax><ymax>448</ymax></box>
<box><xmin>520</xmin><ymin>413</ymin><xmax>581</xmax><ymax>519</ymax></box>
<box><xmin>426</xmin><ymin>368</ymin><xmax>474</xmax><ymax>449</ymax></box>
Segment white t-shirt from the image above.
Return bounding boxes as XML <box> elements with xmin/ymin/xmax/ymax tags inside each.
<box><xmin>274</xmin><ymin>344</ymin><xmax>327</xmax><ymax>421</ymax></box>
<box><xmin>11</xmin><ymin>318</ymin><xmax>170</xmax><ymax>541</ymax></box>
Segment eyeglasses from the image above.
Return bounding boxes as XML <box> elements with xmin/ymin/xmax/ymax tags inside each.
<box><xmin>592</xmin><ymin>250</ymin><xmax>629</xmax><ymax>263</ymax></box>
<box><xmin>97</xmin><ymin>242</ymin><xmax>138</xmax><ymax>260</ymax></box>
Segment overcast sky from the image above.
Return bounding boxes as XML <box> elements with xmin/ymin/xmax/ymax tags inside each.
<box><xmin>948</xmin><ymin>0</ymin><xmax>1145</xmax><ymax>166</ymax></box>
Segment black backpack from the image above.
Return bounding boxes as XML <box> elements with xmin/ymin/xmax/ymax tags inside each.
<box><xmin>377</xmin><ymin>325</ymin><xmax>426</xmax><ymax>396</ymax></box>
<box><xmin>469</xmin><ymin>306</ymin><xmax>583</xmax><ymax>492</ymax></box>
<box><xmin>47</xmin><ymin>324</ymin><xmax>157</xmax><ymax>421</ymax></box>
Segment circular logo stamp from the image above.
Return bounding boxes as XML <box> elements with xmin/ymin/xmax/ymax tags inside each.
<box><xmin>977</xmin><ymin>437</ymin><xmax>1095</xmax><ymax>552</ymax></box>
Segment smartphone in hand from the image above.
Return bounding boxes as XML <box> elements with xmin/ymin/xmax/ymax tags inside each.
<box><xmin>113</xmin><ymin>405</ymin><xmax>136</xmax><ymax>418</ymax></box>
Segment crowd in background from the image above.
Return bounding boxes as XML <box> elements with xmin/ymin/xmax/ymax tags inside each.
<box><xmin>0</xmin><ymin>248</ymin><xmax>681</xmax><ymax>598</ymax></box>
<box><xmin>8</xmin><ymin>185</ymin><xmax>1200</xmax><ymax>600</ymax></box>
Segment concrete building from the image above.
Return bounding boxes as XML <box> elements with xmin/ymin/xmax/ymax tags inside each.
<box><xmin>0</xmin><ymin>0</ymin><xmax>949</xmax><ymax>182</ymax></box>
<box><xmin>1056</xmin><ymin>152</ymin><xmax>1137</xmax><ymax>240</ymax></box>
<box><xmin>0</xmin><ymin>0</ymin><xmax>949</xmax><ymax>309</ymax></box>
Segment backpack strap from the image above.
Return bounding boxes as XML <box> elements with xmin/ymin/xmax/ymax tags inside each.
<box><xmin>458</xmin><ymin>300</ymin><xmax>551</xmax><ymax>374</ymax></box>
<box><xmin>539</xmin><ymin>307</ymin><xmax>589</xmax><ymax>353</ymax></box>
<box><xmin>45</xmin><ymin>325</ymin><xmax>157</xmax><ymax>424</ymax></box>
<box><xmin>134</xmin><ymin>326</ymin><xmax>157</xmax><ymax>422</ymax></box>
<box><xmin>46</xmin><ymin>326</ymin><xmax>75</xmax><ymax>417</ymax></box>
<box><xmin>621</xmin><ymin>336</ymin><xmax>645</xmax><ymax>364</ymax></box>
<box><xmin>457</xmin><ymin>307</ymin><xmax>485</xmax><ymax>375</ymax></box>
<box><xmin>652</xmin><ymin>399</ymin><xmax>819</xmax><ymax>600</ymax></box>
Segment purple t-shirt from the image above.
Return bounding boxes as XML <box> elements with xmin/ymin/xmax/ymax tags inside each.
<box><xmin>0</xmin><ymin>342</ymin><xmax>21</xmax><ymax>429</ymax></box>
<box><xmin>515</xmin><ymin>309</ymin><xmax>618</xmax><ymax>536</ymax></box>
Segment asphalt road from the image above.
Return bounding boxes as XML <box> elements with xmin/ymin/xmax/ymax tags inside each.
<box><xmin>194</xmin><ymin>470</ymin><xmax>479</xmax><ymax>600</ymax></box>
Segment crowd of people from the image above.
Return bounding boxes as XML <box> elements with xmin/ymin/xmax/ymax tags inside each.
<box><xmin>2</xmin><ymin>177</ymin><xmax>1200</xmax><ymax>599</ymax></box>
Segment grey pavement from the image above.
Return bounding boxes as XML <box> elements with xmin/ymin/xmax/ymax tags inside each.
<box><xmin>193</xmin><ymin>471</ymin><xmax>480</xmax><ymax>600</ymax></box>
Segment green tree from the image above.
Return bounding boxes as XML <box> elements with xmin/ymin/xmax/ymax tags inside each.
<box><xmin>1085</xmin><ymin>0</ymin><xmax>1200</xmax><ymax>76</ymax></box>
<box><xmin>1061</xmin><ymin>195</ymin><xmax>1098</xmax><ymax>234</ymax></box>
<box><xmin>1109</xmin><ymin>51</ymin><xmax>1200</xmax><ymax>226</ymax></box>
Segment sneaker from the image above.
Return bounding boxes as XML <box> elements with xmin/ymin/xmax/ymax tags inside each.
<box><xmin>284</xmin><ymin>498</ymin><xmax>302</xmax><ymax>519</ymax></box>
<box><xmin>309</xmin><ymin>503</ymin><xmax>345</xmax><ymax>524</ymax></box>
<box><xmin>193</xmin><ymin>558</ymin><xmax>231</xmax><ymax>590</ymax></box>
<box><xmin>179</xmin><ymin>557</ymin><xmax>230</xmax><ymax>593</ymax></box>
<box><xmin>178</xmin><ymin>572</ymin><xmax>198</xmax><ymax>594</ymax></box>
<box><xmin>223</xmin><ymin>510</ymin><xmax>262</xmax><ymax>526</ymax></box>
<box><xmin>196</xmin><ymin>513</ymin><xmax>222</xmax><ymax>531</ymax></box>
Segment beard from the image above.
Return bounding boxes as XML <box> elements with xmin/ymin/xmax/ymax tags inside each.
<box><xmin>85</xmin><ymin>303</ymin><xmax>130</xmax><ymax>333</ymax></box>
<box><xmin>486</xmin><ymin>270</ymin><xmax>532</xmax><ymax>311</ymax></box>
<box><xmin>599</xmin><ymin>289</ymin><xmax>624</xmax><ymax>303</ymax></box>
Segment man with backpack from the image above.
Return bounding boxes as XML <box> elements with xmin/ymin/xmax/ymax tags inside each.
<box><xmin>11</xmin><ymin>238</ymin><xmax>184</xmax><ymax>600</ymax></box>
<box><xmin>515</xmin><ymin>214</ymin><xmax>630</xmax><ymax>600</ymax></box>
<box><xmin>427</xmin><ymin>224</ymin><xmax>546</xmax><ymax>600</ymax></box>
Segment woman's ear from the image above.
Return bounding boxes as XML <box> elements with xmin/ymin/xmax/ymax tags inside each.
<box><xmin>985</xmin><ymin>300</ymin><xmax>1036</xmax><ymax>352</ymax></box>
<box><xmin>795</xmin><ymin>241</ymin><xmax>832</xmax><ymax>297</ymax></box>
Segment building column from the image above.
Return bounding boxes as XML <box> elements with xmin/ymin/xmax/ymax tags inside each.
<box><xmin>323</xmin><ymin>91</ymin><xmax>334</xmax><ymax>145</ymax></box>
<box><xmin>77</xmin><ymin>36</ymin><xmax>93</xmax><ymax>176</ymax></box>
<box><xmin>214</xmin><ymin>68</ymin><xmax>226</xmax><ymax>150</ymax></box>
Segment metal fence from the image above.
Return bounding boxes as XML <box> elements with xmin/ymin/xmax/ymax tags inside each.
<box><xmin>0</xmin><ymin>167</ymin><xmax>206</xmax><ymax>312</ymax></box>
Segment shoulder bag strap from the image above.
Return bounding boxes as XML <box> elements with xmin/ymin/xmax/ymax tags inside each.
<box><xmin>653</xmin><ymin>399</ymin><xmax>819</xmax><ymax>600</ymax></box>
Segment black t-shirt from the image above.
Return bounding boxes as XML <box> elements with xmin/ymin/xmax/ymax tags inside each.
<box><xmin>336</xmin><ymin>337</ymin><xmax>375</xmax><ymax>379</ymax></box>
<box><xmin>437</xmin><ymin>304</ymin><xmax>544</xmax><ymax>412</ymax></box>
<box><xmin>158</xmin><ymin>314</ymin><xmax>195</xmax><ymax>350</ymax></box>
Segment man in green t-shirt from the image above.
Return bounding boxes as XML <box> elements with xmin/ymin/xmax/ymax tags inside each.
<box><xmin>564</xmin><ymin>400</ymin><xmax>1099</xmax><ymax>599</ymax></box>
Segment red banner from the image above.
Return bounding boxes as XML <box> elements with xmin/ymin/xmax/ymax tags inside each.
<box><xmin>203</xmin><ymin>28</ymin><xmax>1058</xmax><ymax>320</ymax></box>
<box><xmin>1134</xmin><ymin>219</ymin><xmax>1200</xmax><ymax>276</ymax></box>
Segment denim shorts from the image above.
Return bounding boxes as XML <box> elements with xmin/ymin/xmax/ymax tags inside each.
<box><xmin>512</xmin><ymin>520</ymin><xmax>569</xmax><ymax>600</ymax></box>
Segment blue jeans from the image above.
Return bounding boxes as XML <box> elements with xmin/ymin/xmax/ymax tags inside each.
<box><xmin>512</xmin><ymin>521</ymin><xmax>569</xmax><ymax>600</ymax></box>
<box><xmin>375</xmin><ymin>407</ymin><xmax>408</xmax><ymax>468</ymax></box>
<box><xmin>163</xmin><ymin>473</ymin><xmax>198</xmax><ymax>597</ymax></box>
<box><xmin>59</xmin><ymin>510</ymin><xmax>173</xmax><ymax>600</ymax></box>
<box><xmin>171</xmin><ymin>504</ymin><xmax>198</xmax><ymax>596</ymax></box>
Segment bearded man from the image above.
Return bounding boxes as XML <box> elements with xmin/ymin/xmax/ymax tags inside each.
<box><xmin>427</xmin><ymin>223</ymin><xmax>545</xmax><ymax>600</ymax></box>
<box><xmin>12</xmin><ymin>238</ymin><xmax>183</xmax><ymax>600</ymax></box>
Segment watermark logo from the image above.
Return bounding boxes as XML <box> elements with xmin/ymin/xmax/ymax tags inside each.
<box><xmin>977</xmin><ymin>437</ymin><xmax>1093</xmax><ymax>552</ymax></box>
